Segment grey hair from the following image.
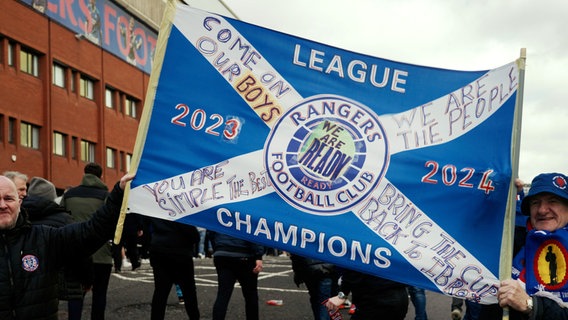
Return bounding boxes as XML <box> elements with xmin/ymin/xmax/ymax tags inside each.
<box><xmin>3</xmin><ymin>171</ymin><xmax>29</xmax><ymax>182</ymax></box>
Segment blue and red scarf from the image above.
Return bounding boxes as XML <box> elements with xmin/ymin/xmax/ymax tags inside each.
<box><xmin>513</xmin><ymin>226</ymin><xmax>568</xmax><ymax>302</ymax></box>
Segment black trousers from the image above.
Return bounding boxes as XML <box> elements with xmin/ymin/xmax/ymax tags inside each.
<box><xmin>91</xmin><ymin>263</ymin><xmax>112</xmax><ymax>320</ymax></box>
<box><xmin>351</xmin><ymin>286</ymin><xmax>408</xmax><ymax>320</ymax></box>
<box><xmin>212</xmin><ymin>256</ymin><xmax>259</xmax><ymax>320</ymax></box>
<box><xmin>150</xmin><ymin>252</ymin><xmax>200</xmax><ymax>320</ymax></box>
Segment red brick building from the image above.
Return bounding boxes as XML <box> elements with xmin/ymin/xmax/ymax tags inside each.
<box><xmin>0</xmin><ymin>0</ymin><xmax>157</xmax><ymax>191</ymax></box>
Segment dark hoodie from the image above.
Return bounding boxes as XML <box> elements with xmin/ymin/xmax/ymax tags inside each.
<box><xmin>23</xmin><ymin>196</ymin><xmax>73</xmax><ymax>228</ymax></box>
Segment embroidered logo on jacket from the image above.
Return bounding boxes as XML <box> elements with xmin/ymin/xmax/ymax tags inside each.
<box><xmin>22</xmin><ymin>254</ymin><xmax>39</xmax><ymax>272</ymax></box>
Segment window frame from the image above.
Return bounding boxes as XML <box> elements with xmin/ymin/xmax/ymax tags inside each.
<box><xmin>19</xmin><ymin>47</ymin><xmax>39</xmax><ymax>77</ymax></box>
<box><xmin>125</xmin><ymin>96</ymin><xmax>137</xmax><ymax>118</ymax></box>
<box><xmin>80</xmin><ymin>139</ymin><xmax>95</xmax><ymax>162</ymax></box>
<box><xmin>105</xmin><ymin>87</ymin><xmax>115</xmax><ymax>109</ymax></box>
<box><xmin>106</xmin><ymin>147</ymin><xmax>116</xmax><ymax>168</ymax></box>
<box><xmin>7</xmin><ymin>42</ymin><xmax>15</xmax><ymax>66</ymax></box>
<box><xmin>53</xmin><ymin>131</ymin><xmax>66</xmax><ymax>156</ymax></box>
<box><xmin>126</xmin><ymin>153</ymin><xmax>132</xmax><ymax>172</ymax></box>
<box><xmin>8</xmin><ymin>117</ymin><xmax>15</xmax><ymax>144</ymax></box>
<box><xmin>79</xmin><ymin>75</ymin><xmax>94</xmax><ymax>100</ymax></box>
<box><xmin>20</xmin><ymin>122</ymin><xmax>40</xmax><ymax>149</ymax></box>
<box><xmin>52</xmin><ymin>62</ymin><xmax>66</xmax><ymax>88</ymax></box>
<box><xmin>71</xmin><ymin>136</ymin><xmax>78</xmax><ymax>159</ymax></box>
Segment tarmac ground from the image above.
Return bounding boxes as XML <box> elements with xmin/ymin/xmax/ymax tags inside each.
<box><xmin>59</xmin><ymin>255</ymin><xmax>458</xmax><ymax>319</ymax></box>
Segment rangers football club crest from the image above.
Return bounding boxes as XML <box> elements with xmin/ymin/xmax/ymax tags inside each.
<box><xmin>264</xmin><ymin>95</ymin><xmax>389</xmax><ymax>215</ymax></box>
<box><xmin>21</xmin><ymin>254</ymin><xmax>39</xmax><ymax>272</ymax></box>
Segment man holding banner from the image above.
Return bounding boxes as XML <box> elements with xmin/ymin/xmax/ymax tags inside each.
<box><xmin>495</xmin><ymin>173</ymin><xmax>568</xmax><ymax>320</ymax></box>
<box><xmin>0</xmin><ymin>173</ymin><xmax>133</xmax><ymax>319</ymax></box>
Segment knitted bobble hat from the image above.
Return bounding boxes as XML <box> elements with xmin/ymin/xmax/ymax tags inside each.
<box><xmin>28</xmin><ymin>177</ymin><xmax>57</xmax><ymax>201</ymax></box>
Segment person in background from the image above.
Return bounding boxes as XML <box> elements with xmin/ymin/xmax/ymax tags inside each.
<box><xmin>209</xmin><ymin>231</ymin><xmax>264</xmax><ymax>320</ymax></box>
<box><xmin>196</xmin><ymin>226</ymin><xmax>207</xmax><ymax>259</ymax></box>
<box><xmin>113</xmin><ymin>212</ymin><xmax>143</xmax><ymax>272</ymax></box>
<box><xmin>450</xmin><ymin>297</ymin><xmax>464</xmax><ymax>320</ymax></box>
<box><xmin>138</xmin><ymin>217</ymin><xmax>153</xmax><ymax>262</ymax></box>
<box><xmin>513</xmin><ymin>178</ymin><xmax>528</xmax><ymax>259</ymax></box>
<box><xmin>496</xmin><ymin>173</ymin><xmax>568</xmax><ymax>319</ymax></box>
<box><xmin>290</xmin><ymin>254</ymin><xmax>338</xmax><ymax>320</ymax></box>
<box><xmin>175</xmin><ymin>283</ymin><xmax>184</xmax><ymax>305</ymax></box>
<box><xmin>55</xmin><ymin>185</ymin><xmax>72</xmax><ymax>205</ymax></box>
<box><xmin>61</xmin><ymin>162</ymin><xmax>111</xmax><ymax>320</ymax></box>
<box><xmin>408</xmin><ymin>286</ymin><xmax>428</xmax><ymax>320</ymax></box>
<box><xmin>3</xmin><ymin>171</ymin><xmax>28</xmax><ymax>199</ymax></box>
<box><xmin>23</xmin><ymin>177</ymin><xmax>87</xmax><ymax>320</ymax></box>
<box><xmin>149</xmin><ymin>218</ymin><xmax>200</xmax><ymax>320</ymax></box>
<box><xmin>0</xmin><ymin>172</ymin><xmax>133</xmax><ymax>319</ymax></box>
<box><xmin>325</xmin><ymin>269</ymin><xmax>408</xmax><ymax>319</ymax></box>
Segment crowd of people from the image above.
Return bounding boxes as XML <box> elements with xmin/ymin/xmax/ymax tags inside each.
<box><xmin>0</xmin><ymin>166</ymin><xmax>132</xmax><ymax>319</ymax></box>
<box><xmin>2</xmin><ymin>164</ymin><xmax>568</xmax><ymax>320</ymax></box>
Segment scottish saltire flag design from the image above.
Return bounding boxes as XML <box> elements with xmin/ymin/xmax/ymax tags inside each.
<box><xmin>127</xmin><ymin>2</ymin><xmax>522</xmax><ymax>304</ymax></box>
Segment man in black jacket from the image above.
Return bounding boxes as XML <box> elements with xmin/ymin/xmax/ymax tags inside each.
<box><xmin>24</xmin><ymin>176</ymin><xmax>86</xmax><ymax>320</ymax></box>
<box><xmin>0</xmin><ymin>173</ymin><xmax>133</xmax><ymax>320</ymax></box>
<box><xmin>209</xmin><ymin>231</ymin><xmax>264</xmax><ymax>320</ymax></box>
<box><xmin>149</xmin><ymin>217</ymin><xmax>201</xmax><ymax>320</ymax></box>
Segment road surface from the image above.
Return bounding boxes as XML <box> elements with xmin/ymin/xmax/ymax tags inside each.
<box><xmin>60</xmin><ymin>255</ymin><xmax>458</xmax><ymax>319</ymax></box>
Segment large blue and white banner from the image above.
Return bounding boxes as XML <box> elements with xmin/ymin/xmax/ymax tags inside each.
<box><xmin>127</xmin><ymin>1</ymin><xmax>521</xmax><ymax>304</ymax></box>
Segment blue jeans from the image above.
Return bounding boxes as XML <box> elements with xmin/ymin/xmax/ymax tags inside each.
<box><xmin>304</xmin><ymin>276</ymin><xmax>336</xmax><ymax>320</ymax></box>
<box><xmin>408</xmin><ymin>286</ymin><xmax>428</xmax><ymax>320</ymax></box>
<box><xmin>175</xmin><ymin>283</ymin><xmax>183</xmax><ymax>298</ymax></box>
<box><xmin>197</xmin><ymin>228</ymin><xmax>206</xmax><ymax>255</ymax></box>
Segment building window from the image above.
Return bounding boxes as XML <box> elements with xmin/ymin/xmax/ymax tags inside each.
<box><xmin>20</xmin><ymin>47</ymin><xmax>39</xmax><ymax>77</ymax></box>
<box><xmin>20</xmin><ymin>122</ymin><xmax>40</xmax><ymax>149</ymax></box>
<box><xmin>53</xmin><ymin>132</ymin><xmax>66</xmax><ymax>156</ymax></box>
<box><xmin>106</xmin><ymin>147</ymin><xmax>116</xmax><ymax>168</ymax></box>
<box><xmin>125</xmin><ymin>96</ymin><xmax>137</xmax><ymax>118</ymax></box>
<box><xmin>79</xmin><ymin>75</ymin><xmax>94</xmax><ymax>100</ymax></box>
<box><xmin>52</xmin><ymin>63</ymin><xmax>66</xmax><ymax>88</ymax></box>
<box><xmin>8</xmin><ymin>117</ymin><xmax>15</xmax><ymax>144</ymax></box>
<box><xmin>70</xmin><ymin>70</ymin><xmax>76</xmax><ymax>92</ymax></box>
<box><xmin>126</xmin><ymin>153</ymin><xmax>132</xmax><ymax>172</ymax></box>
<box><xmin>105</xmin><ymin>87</ymin><xmax>115</xmax><ymax>109</ymax></box>
<box><xmin>80</xmin><ymin>140</ymin><xmax>95</xmax><ymax>162</ymax></box>
<box><xmin>71</xmin><ymin>136</ymin><xmax>77</xmax><ymax>159</ymax></box>
<box><xmin>7</xmin><ymin>42</ymin><xmax>14</xmax><ymax>66</ymax></box>
<box><xmin>119</xmin><ymin>151</ymin><xmax>125</xmax><ymax>171</ymax></box>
